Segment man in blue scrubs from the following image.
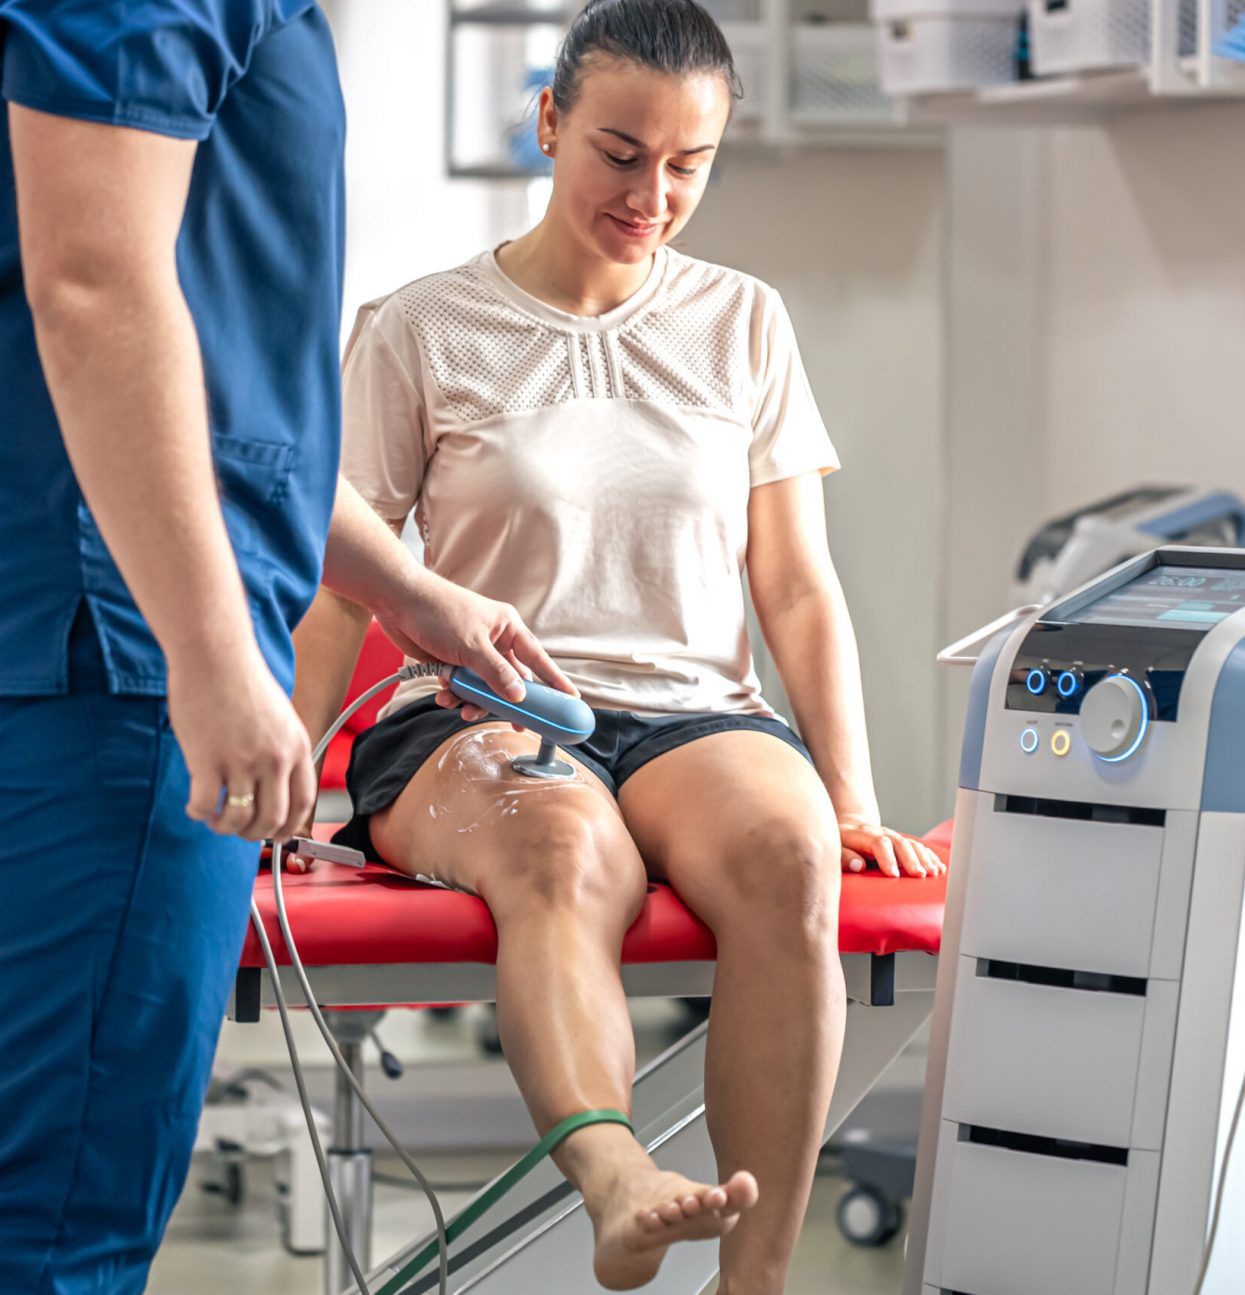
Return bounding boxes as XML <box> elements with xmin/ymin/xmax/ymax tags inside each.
<box><xmin>0</xmin><ymin>4</ymin><xmax>568</xmax><ymax>1291</ymax></box>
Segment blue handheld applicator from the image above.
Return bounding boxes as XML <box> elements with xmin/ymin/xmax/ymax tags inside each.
<box><xmin>396</xmin><ymin>663</ymin><xmax>595</xmax><ymax>780</ymax></box>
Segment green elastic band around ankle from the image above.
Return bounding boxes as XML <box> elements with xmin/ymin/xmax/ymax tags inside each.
<box><xmin>374</xmin><ymin>1108</ymin><xmax>633</xmax><ymax>1295</ymax></box>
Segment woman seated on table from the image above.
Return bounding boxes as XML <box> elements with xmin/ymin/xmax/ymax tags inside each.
<box><xmin>292</xmin><ymin>1</ymin><xmax>943</xmax><ymax>1289</ymax></box>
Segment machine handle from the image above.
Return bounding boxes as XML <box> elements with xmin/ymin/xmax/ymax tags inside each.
<box><xmin>1140</xmin><ymin>489</ymin><xmax>1245</xmax><ymax>547</ymax></box>
<box><xmin>937</xmin><ymin>604</ymin><xmax>1043</xmax><ymax>667</ymax></box>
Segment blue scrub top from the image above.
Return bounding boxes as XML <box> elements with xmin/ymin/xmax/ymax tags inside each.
<box><xmin>0</xmin><ymin>0</ymin><xmax>345</xmax><ymax>697</ymax></box>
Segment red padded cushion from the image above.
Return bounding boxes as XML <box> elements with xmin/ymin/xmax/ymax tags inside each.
<box><xmin>242</xmin><ymin>829</ymin><xmax>948</xmax><ymax>968</ymax></box>
<box><xmin>318</xmin><ymin>623</ymin><xmax>405</xmax><ymax>791</ymax></box>
<box><xmin>924</xmin><ymin>818</ymin><xmax>954</xmax><ymax>851</ymax></box>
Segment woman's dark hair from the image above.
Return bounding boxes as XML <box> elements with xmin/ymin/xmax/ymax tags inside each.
<box><xmin>551</xmin><ymin>0</ymin><xmax>744</xmax><ymax>115</ymax></box>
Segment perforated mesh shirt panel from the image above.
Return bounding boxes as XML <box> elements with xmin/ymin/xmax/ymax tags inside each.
<box><xmin>395</xmin><ymin>266</ymin><xmax>575</xmax><ymax>422</ymax></box>
<box><xmin>392</xmin><ymin>250</ymin><xmax>759</xmax><ymax>424</ymax></box>
<box><xmin>616</xmin><ymin>256</ymin><xmax>748</xmax><ymax>410</ymax></box>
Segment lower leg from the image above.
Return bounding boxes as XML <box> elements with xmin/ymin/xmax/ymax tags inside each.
<box><xmin>492</xmin><ymin>896</ymin><xmax>639</xmax><ymax>1134</ymax></box>
<box><xmin>490</xmin><ymin>894</ymin><xmax>758</xmax><ymax>1289</ymax></box>
<box><xmin>707</xmin><ymin>916</ymin><xmax>846</xmax><ymax>1295</ymax></box>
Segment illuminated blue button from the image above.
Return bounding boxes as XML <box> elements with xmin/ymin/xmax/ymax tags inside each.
<box><xmin>1026</xmin><ymin>668</ymin><xmax>1048</xmax><ymax>696</ymax></box>
<box><xmin>1020</xmin><ymin>727</ymin><xmax>1039</xmax><ymax>754</ymax></box>
<box><xmin>1057</xmin><ymin>670</ymin><xmax>1082</xmax><ymax>698</ymax></box>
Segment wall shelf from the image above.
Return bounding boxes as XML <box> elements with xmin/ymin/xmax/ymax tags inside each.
<box><xmin>904</xmin><ymin>64</ymin><xmax>1245</xmax><ymax>124</ymax></box>
<box><xmin>443</xmin><ymin>0</ymin><xmax>911</xmax><ymax>178</ymax></box>
<box><xmin>888</xmin><ymin>0</ymin><xmax>1245</xmax><ymax>124</ymax></box>
<box><xmin>449</xmin><ymin>0</ymin><xmax>570</xmax><ymax>25</ymax></box>
<box><xmin>906</xmin><ymin>67</ymin><xmax>1155</xmax><ymax>123</ymax></box>
<box><xmin>444</xmin><ymin>0</ymin><xmax>1245</xmax><ymax>161</ymax></box>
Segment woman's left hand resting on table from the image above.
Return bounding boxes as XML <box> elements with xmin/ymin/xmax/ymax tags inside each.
<box><xmin>837</xmin><ymin>812</ymin><xmax>947</xmax><ymax>879</ymax></box>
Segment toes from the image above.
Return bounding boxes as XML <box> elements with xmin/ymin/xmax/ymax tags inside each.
<box><xmin>628</xmin><ymin>1177</ymin><xmax>750</xmax><ymax>1246</ymax></box>
<box><xmin>722</xmin><ymin>1171</ymin><xmax>760</xmax><ymax>1214</ymax></box>
<box><xmin>657</xmin><ymin>1200</ymin><xmax>685</xmax><ymax>1224</ymax></box>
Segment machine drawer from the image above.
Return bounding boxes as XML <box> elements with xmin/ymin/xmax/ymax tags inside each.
<box><xmin>941</xmin><ymin>958</ymin><xmax>1176</xmax><ymax>1149</ymax></box>
<box><xmin>961</xmin><ymin>808</ymin><xmax>1163</xmax><ymax>977</ymax></box>
<box><xmin>923</xmin><ymin>1120</ymin><xmax>1160</xmax><ymax>1295</ymax></box>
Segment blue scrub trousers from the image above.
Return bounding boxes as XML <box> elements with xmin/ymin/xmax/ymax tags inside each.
<box><xmin>0</xmin><ymin>615</ymin><xmax>260</xmax><ymax>1294</ymax></box>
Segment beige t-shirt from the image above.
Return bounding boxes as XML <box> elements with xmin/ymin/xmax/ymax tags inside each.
<box><xmin>341</xmin><ymin>246</ymin><xmax>838</xmax><ymax>718</ymax></box>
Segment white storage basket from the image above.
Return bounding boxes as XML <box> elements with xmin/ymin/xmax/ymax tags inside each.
<box><xmin>725</xmin><ymin>21</ymin><xmax>891</xmax><ymax>124</ymax></box>
<box><xmin>876</xmin><ymin>14</ymin><xmax>1021</xmax><ymax>93</ymax></box>
<box><xmin>873</xmin><ymin>0</ymin><xmax>1025</xmax><ymax>95</ymax></box>
<box><xmin>1028</xmin><ymin>0</ymin><xmax>1203</xmax><ymax>73</ymax></box>
<box><xmin>1028</xmin><ymin>0</ymin><xmax>1150</xmax><ymax>74</ymax></box>
<box><xmin>792</xmin><ymin>24</ymin><xmax>892</xmax><ymax>122</ymax></box>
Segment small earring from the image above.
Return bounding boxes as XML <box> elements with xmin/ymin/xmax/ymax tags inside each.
<box><xmin>542</xmin><ymin>142</ymin><xmax>552</xmax><ymax>154</ymax></box>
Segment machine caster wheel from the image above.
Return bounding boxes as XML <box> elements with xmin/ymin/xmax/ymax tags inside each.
<box><xmin>836</xmin><ymin>1184</ymin><xmax>901</xmax><ymax>1247</ymax></box>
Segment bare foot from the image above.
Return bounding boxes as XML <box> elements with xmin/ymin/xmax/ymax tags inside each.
<box><xmin>589</xmin><ymin>1165</ymin><xmax>759</xmax><ymax>1290</ymax></box>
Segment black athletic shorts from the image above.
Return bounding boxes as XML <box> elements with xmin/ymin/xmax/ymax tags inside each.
<box><xmin>332</xmin><ymin>696</ymin><xmax>813</xmax><ymax>862</ymax></box>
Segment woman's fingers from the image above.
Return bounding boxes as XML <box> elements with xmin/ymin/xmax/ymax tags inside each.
<box><xmin>841</xmin><ymin>847</ymin><xmax>867</xmax><ymax>874</ymax></box>
<box><xmin>874</xmin><ymin>834</ymin><xmax>900</xmax><ymax>878</ymax></box>
<box><xmin>893</xmin><ymin>834</ymin><xmax>927</xmax><ymax>878</ymax></box>
<box><xmin>922</xmin><ymin>843</ymin><xmax>948</xmax><ymax>876</ymax></box>
<box><xmin>840</xmin><ymin>820</ymin><xmax>948</xmax><ymax>879</ymax></box>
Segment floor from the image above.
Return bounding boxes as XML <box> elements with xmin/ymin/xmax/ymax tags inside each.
<box><xmin>152</xmin><ymin>1155</ymin><xmax>907</xmax><ymax>1295</ymax></box>
<box><xmin>150</xmin><ymin>1001</ymin><xmax>918</xmax><ymax>1295</ymax></box>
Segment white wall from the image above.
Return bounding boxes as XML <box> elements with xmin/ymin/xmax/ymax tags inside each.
<box><xmin>323</xmin><ymin>0</ymin><xmax>527</xmax><ymax>336</ymax></box>
<box><xmin>937</xmin><ymin>127</ymin><xmax>1050</xmax><ymax>791</ymax></box>
<box><xmin>683</xmin><ymin>143</ymin><xmax>948</xmax><ymax>833</ymax></box>
<box><xmin>1043</xmin><ymin>103</ymin><xmax>1245</xmax><ymax>505</ymax></box>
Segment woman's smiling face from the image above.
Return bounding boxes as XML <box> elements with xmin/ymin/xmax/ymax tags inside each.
<box><xmin>538</xmin><ymin>55</ymin><xmax>732</xmax><ymax>268</ymax></box>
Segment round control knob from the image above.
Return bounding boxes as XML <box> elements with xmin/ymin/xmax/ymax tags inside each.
<box><xmin>1080</xmin><ymin>674</ymin><xmax>1150</xmax><ymax>761</ymax></box>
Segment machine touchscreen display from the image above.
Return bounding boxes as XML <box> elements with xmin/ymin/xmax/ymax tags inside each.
<box><xmin>1065</xmin><ymin>564</ymin><xmax>1245</xmax><ymax>630</ymax></box>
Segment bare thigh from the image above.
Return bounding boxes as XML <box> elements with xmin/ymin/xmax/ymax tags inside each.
<box><xmin>368</xmin><ymin>723</ymin><xmax>646</xmax><ymax>907</ymax></box>
<box><xmin>618</xmin><ymin>729</ymin><xmax>840</xmax><ymax>931</ymax></box>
